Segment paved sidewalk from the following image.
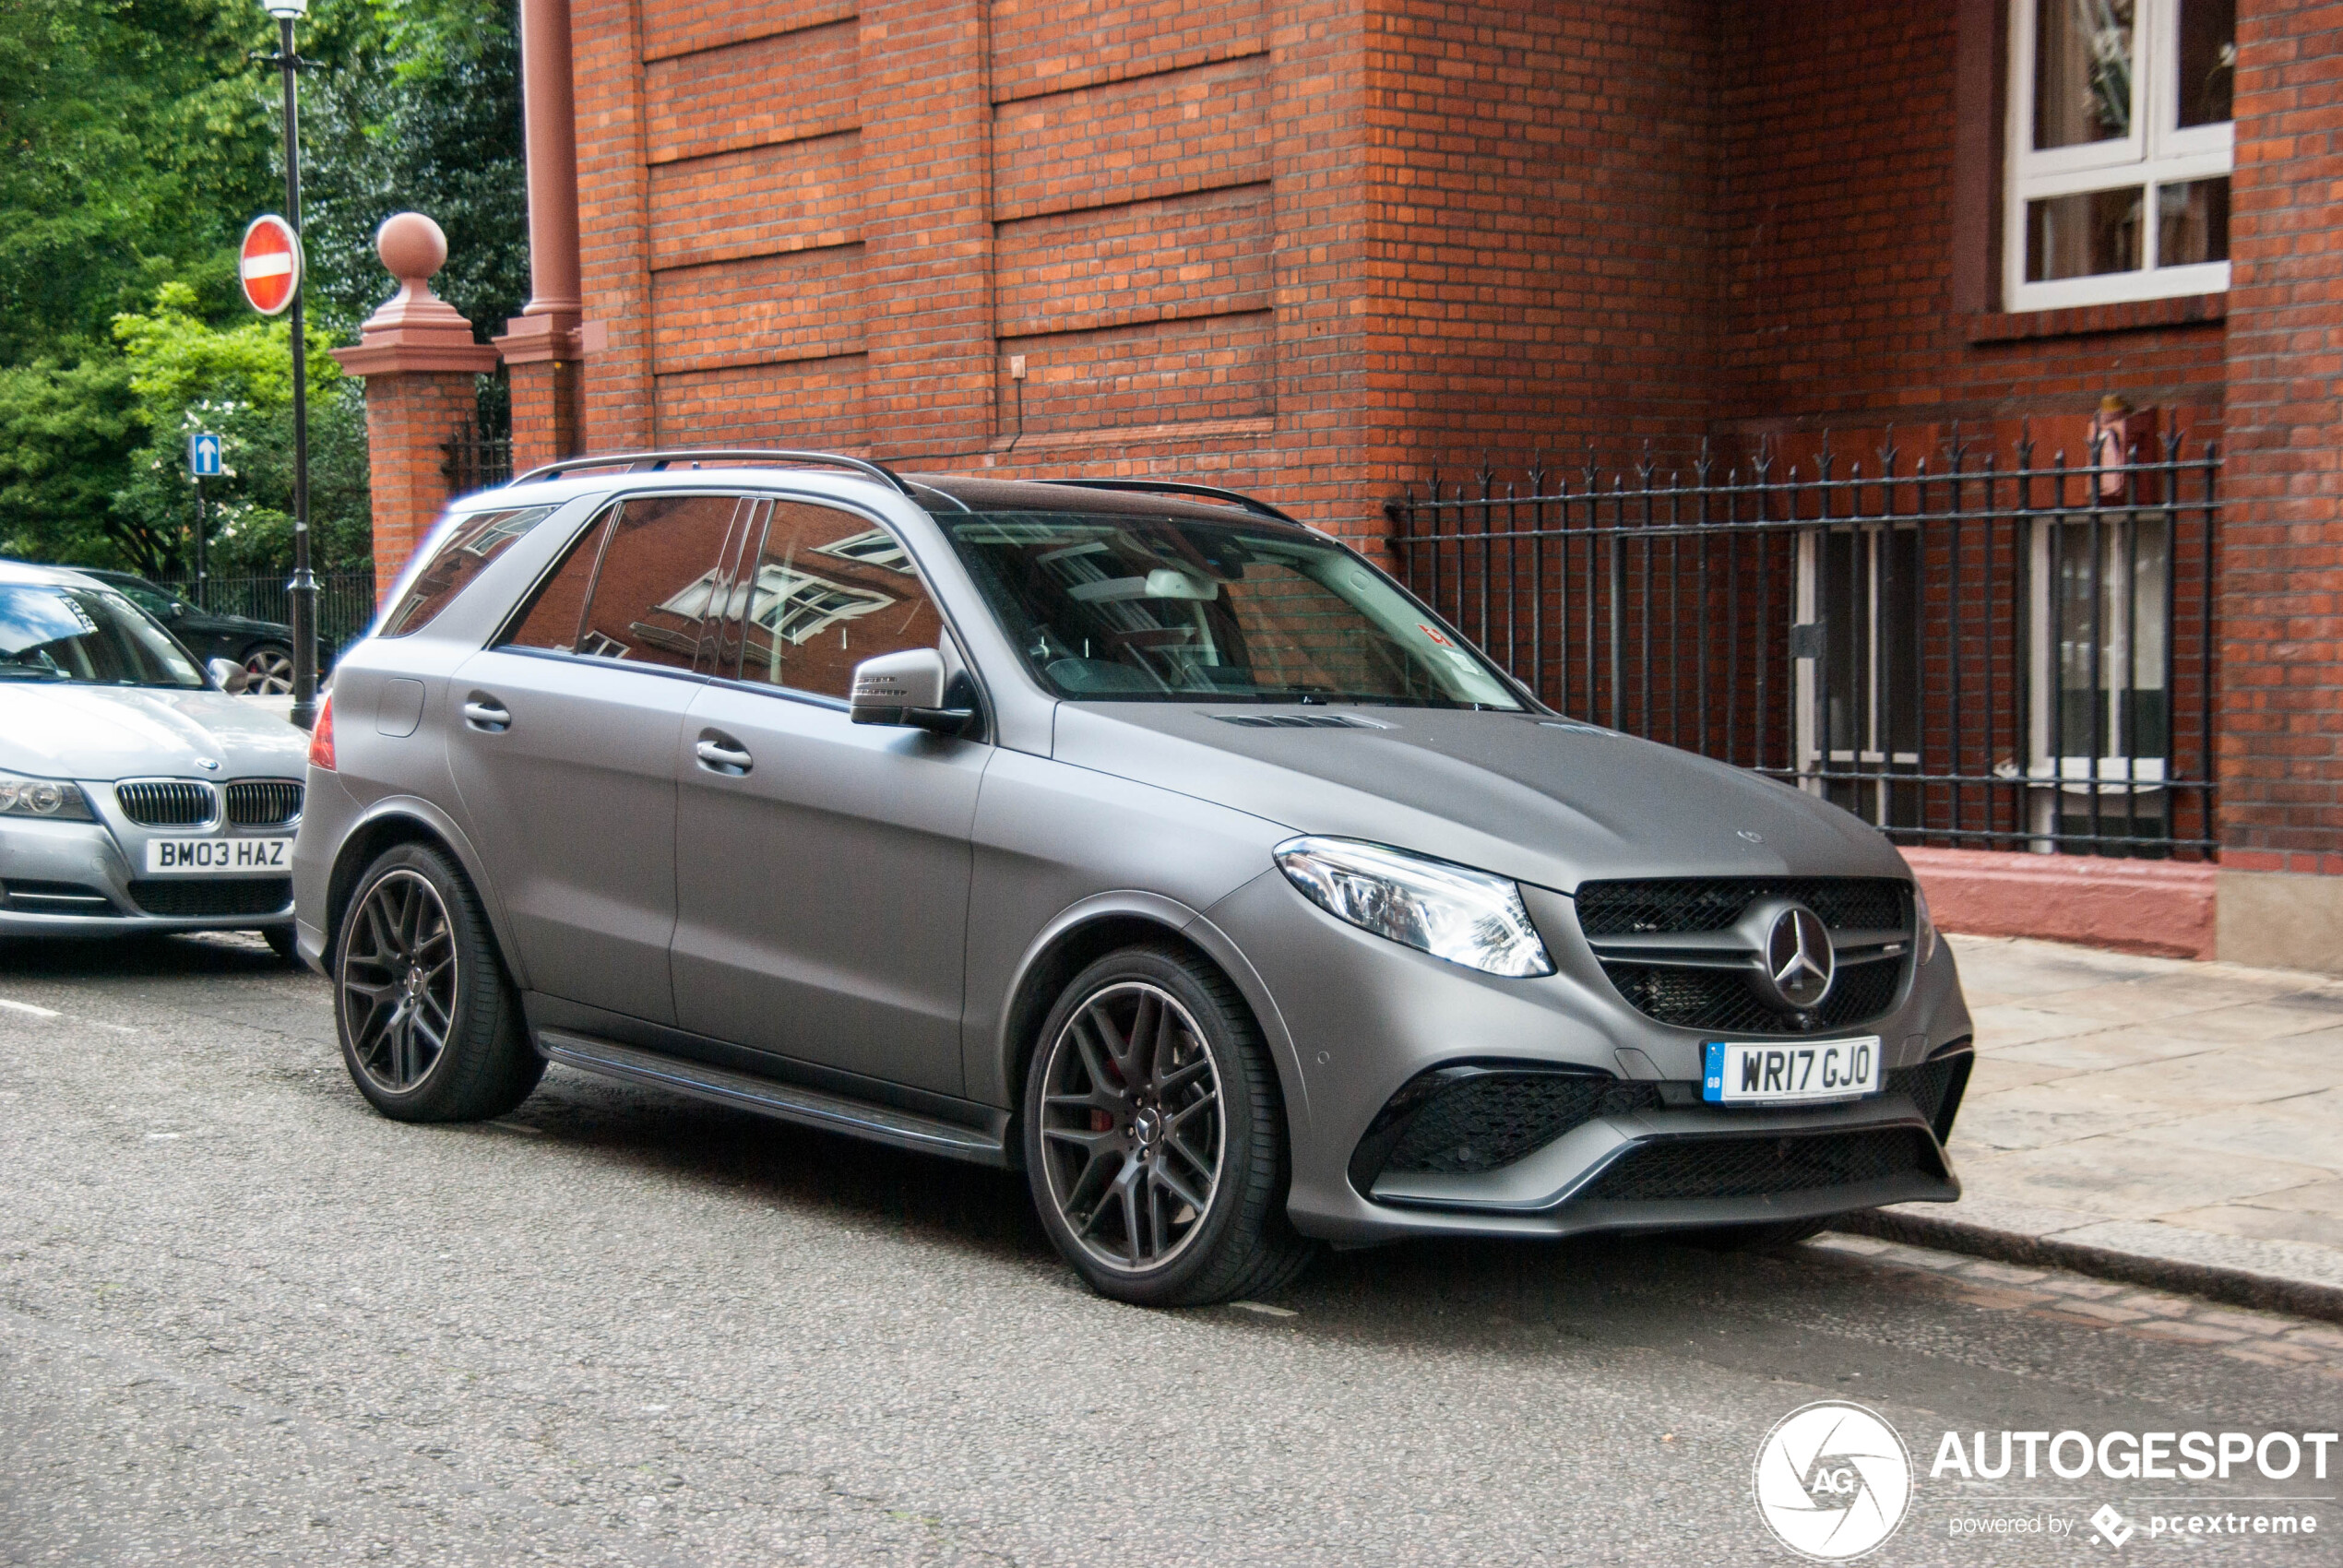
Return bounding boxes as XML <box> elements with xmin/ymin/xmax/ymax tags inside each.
<box><xmin>1856</xmin><ymin>932</ymin><xmax>2343</xmax><ymax>1314</ymax></box>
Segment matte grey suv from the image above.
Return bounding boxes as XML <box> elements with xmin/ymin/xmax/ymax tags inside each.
<box><xmin>292</xmin><ymin>452</ymin><xmax>1972</xmax><ymax>1306</ymax></box>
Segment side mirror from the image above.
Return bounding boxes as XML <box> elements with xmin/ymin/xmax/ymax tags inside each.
<box><xmin>208</xmin><ymin>658</ymin><xmax>250</xmax><ymax>695</ymax></box>
<box><xmin>850</xmin><ymin>648</ymin><xmax>973</xmax><ymax>735</ymax></box>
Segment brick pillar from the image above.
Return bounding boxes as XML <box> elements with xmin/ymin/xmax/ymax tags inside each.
<box><xmin>499</xmin><ymin>0</ymin><xmax>591</xmax><ymax>471</ymax></box>
<box><xmin>2215</xmin><ymin>0</ymin><xmax>2343</xmax><ymax>973</ymax></box>
<box><xmin>330</xmin><ymin>214</ymin><xmax>501</xmax><ymax>600</ymax></box>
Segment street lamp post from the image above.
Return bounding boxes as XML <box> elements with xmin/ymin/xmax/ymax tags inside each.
<box><xmin>262</xmin><ymin>0</ymin><xmax>319</xmax><ymax>730</ymax></box>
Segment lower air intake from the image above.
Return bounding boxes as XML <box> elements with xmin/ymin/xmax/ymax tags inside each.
<box><xmin>1577</xmin><ymin>1126</ymin><xmax>1937</xmax><ymax>1204</ymax></box>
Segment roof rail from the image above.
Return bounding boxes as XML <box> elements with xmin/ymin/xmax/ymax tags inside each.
<box><xmin>1038</xmin><ymin>479</ymin><xmax>1298</xmax><ymax>525</ymax></box>
<box><xmin>509</xmin><ymin>448</ymin><xmax>915</xmax><ymax>497</ymax></box>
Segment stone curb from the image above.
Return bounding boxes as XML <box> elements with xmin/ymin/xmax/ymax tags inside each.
<box><xmin>1837</xmin><ymin>1209</ymin><xmax>2343</xmax><ymax>1327</ymax></box>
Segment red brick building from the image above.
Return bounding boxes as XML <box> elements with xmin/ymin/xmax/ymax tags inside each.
<box><xmin>338</xmin><ymin>0</ymin><xmax>2342</xmax><ymax>967</ymax></box>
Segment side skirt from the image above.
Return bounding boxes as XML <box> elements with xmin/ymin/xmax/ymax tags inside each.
<box><xmin>525</xmin><ymin>1003</ymin><xmax>1012</xmax><ymax>1169</ymax></box>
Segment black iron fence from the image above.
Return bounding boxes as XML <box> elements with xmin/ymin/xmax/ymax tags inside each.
<box><xmin>442</xmin><ymin>416</ymin><xmax>513</xmax><ymax>496</ymax></box>
<box><xmin>1386</xmin><ymin>431</ymin><xmax>2220</xmax><ymax>858</ymax></box>
<box><xmin>164</xmin><ymin>570</ymin><xmax>380</xmax><ymax>659</ymax></box>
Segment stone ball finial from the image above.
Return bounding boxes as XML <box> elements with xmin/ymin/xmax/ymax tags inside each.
<box><xmin>376</xmin><ymin>212</ymin><xmax>448</xmax><ymax>284</ymax></box>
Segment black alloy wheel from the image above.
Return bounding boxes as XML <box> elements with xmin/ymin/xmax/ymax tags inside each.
<box><xmin>1039</xmin><ymin>980</ymin><xmax>1225</xmax><ymax>1272</ymax></box>
<box><xmin>340</xmin><ymin>868</ymin><xmax>458</xmax><ymax>1093</ymax></box>
<box><xmin>1024</xmin><ymin>946</ymin><xmax>1314</xmax><ymax>1306</ymax></box>
<box><xmin>334</xmin><ymin>842</ymin><xmax>541</xmax><ymax>1123</ymax></box>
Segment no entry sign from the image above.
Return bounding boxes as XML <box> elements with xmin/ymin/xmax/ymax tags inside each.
<box><xmin>239</xmin><ymin>215</ymin><xmax>303</xmax><ymax>316</ymax></box>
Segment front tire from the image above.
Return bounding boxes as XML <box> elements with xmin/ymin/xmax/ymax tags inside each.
<box><xmin>333</xmin><ymin>841</ymin><xmax>541</xmax><ymax>1123</ymax></box>
<box><xmin>1023</xmin><ymin>946</ymin><xmax>1314</xmax><ymax>1307</ymax></box>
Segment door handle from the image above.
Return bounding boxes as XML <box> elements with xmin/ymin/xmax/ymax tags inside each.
<box><xmin>695</xmin><ymin>735</ymin><xmax>753</xmax><ymax>775</ymax></box>
<box><xmin>463</xmin><ymin>696</ymin><xmax>511</xmax><ymax>732</ymax></box>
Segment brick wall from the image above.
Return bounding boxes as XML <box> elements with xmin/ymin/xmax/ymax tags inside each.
<box><xmin>1711</xmin><ymin>0</ymin><xmax>2229</xmax><ymax>472</ymax></box>
<box><xmin>2218</xmin><ymin>1</ymin><xmax>2343</xmax><ymax>866</ymax></box>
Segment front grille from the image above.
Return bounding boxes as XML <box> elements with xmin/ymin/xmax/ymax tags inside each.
<box><xmin>1576</xmin><ymin>877</ymin><xmax>1911</xmax><ymax>1036</ymax></box>
<box><xmin>1601</xmin><ymin>956</ymin><xmax>1905</xmax><ymax>1035</ymax></box>
<box><xmin>1576</xmin><ymin>877</ymin><xmax>1907</xmax><ymax>937</ymax></box>
<box><xmin>115</xmin><ymin>780</ymin><xmax>217</xmax><ymax>827</ymax></box>
<box><xmin>127</xmin><ymin>878</ymin><xmax>291</xmax><ymax>918</ymax></box>
<box><xmin>1</xmin><ymin>879</ymin><xmax>119</xmax><ymax>915</ymax></box>
<box><xmin>223</xmin><ymin>779</ymin><xmax>303</xmax><ymax>826</ymax></box>
<box><xmin>1383</xmin><ymin>1074</ymin><xmax>1665</xmax><ymax>1175</ymax></box>
<box><xmin>1888</xmin><ymin>1051</ymin><xmax>1972</xmax><ymax>1139</ymax></box>
<box><xmin>1578</xmin><ymin>1126</ymin><xmax>1936</xmax><ymax>1204</ymax></box>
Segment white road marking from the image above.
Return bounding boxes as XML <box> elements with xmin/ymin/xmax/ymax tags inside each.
<box><xmin>1231</xmin><ymin>1301</ymin><xmax>1298</xmax><ymax>1318</ymax></box>
<box><xmin>0</xmin><ymin>998</ymin><xmax>61</xmax><ymax>1018</ymax></box>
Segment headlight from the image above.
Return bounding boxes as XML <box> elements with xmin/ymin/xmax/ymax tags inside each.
<box><xmin>1274</xmin><ymin>836</ymin><xmax>1554</xmax><ymax>978</ymax></box>
<box><xmin>1914</xmin><ymin>885</ymin><xmax>1938</xmax><ymax>965</ymax></box>
<box><xmin>0</xmin><ymin>770</ymin><xmax>94</xmax><ymax>821</ymax></box>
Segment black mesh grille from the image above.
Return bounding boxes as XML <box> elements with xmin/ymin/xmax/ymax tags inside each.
<box><xmin>1576</xmin><ymin>878</ymin><xmax>1907</xmax><ymax>937</ymax></box>
<box><xmin>1888</xmin><ymin>1052</ymin><xmax>1970</xmax><ymax>1136</ymax></box>
<box><xmin>1579</xmin><ymin>1126</ymin><xmax>1934</xmax><ymax>1204</ymax></box>
<box><xmin>1600</xmin><ymin>956</ymin><xmax>1905</xmax><ymax>1035</ymax></box>
<box><xmin>223</xmin><ymin>779</ymin><xmax>303</xmax><ymax>826</ymax></box>
<box><xmin>1384</xmin><ymin>1075</ymin><xmax>1665</xmax><ymax>1175</ymax></box>
<box><xmin>114</xmin><ymin>780</ymin><xmax>217</xmax><ymax>826</ymax></box>
<box><xmin>127</xmin><ymin>878</ymin><xmax>291</xmax><ymax>917</ymax></box>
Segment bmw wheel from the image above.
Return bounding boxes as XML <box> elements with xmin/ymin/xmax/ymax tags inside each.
<box><xmin>334</xmin><ymin>842</ymin><xmax>541</xmax><ymax>1123</ymax></box>
<box><xmin>242</xmin><ymin>643</ymin><xmax>296</xmax><ymax>695</ymax></box>
<box><xmin>1023</xmin><ymin>946</ymin><xmax>1314</xmax><ymax>1307</ymax></box>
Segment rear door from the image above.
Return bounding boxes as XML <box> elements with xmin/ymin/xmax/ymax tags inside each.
<box><xmin>671</xmin><ymin>498</ymin><xmax>988</xmax><ymax>1094</ymax></box>
<box><xmin>445</xmin><ymin>492</ymin><xmax>751</xmax><ymax>1024</ymax></box>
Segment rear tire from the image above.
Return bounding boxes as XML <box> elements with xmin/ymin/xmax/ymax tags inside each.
<box><xmin>333</xmin><ymin>841</ymin><xmax>541</xmax><ymax>1123</ymax></box>
<box><xmin>1023</xmin><ymin>945</ymin><xmax>1314</xmax><ymax>1307</ymax></box>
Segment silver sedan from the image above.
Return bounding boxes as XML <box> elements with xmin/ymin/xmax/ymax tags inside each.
<box><xmin>0</xmin><ymin>562</ymin><xmax>310</xmax><ymax>954</ymax></box>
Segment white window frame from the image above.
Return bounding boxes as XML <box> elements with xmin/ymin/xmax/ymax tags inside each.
<box><xmin>2004</xmin><ymin>0</ymin><xmax>2233</xmax><ymax>312</ymax></box>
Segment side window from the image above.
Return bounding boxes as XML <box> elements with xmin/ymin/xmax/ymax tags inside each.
<box><xmin>500</xmin><ymin>505</ymin><xmax>613</xmax><ymax>653</ymax></box>
<box><xmin>575</xmin><ymin>494</ymin><xmax>746</xmax><ymax>670</ymax></box>
<box><xmin>498</xmin><ymin>494</ymin><xmax>747</xmax><ymax>668</ymax></box>
<box><xmin>382</xmin><ymin>505</ymin><xmax>558</xmax><ymax>637</ymax></box>
<box><xmin>723</xmin><ymin>504</ymin><xmax>944</xmax><ymax>700</ymax></box>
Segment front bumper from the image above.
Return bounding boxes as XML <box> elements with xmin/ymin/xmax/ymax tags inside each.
<box><xmin>1204</xmin><ymin>869</ymin><xmax>1974</xmax><ymax>1246</ymax></box>
<box><xmin>0</xmin><ymin>798</ymin><xmax>294</xmax><ymax>937</ymax></box>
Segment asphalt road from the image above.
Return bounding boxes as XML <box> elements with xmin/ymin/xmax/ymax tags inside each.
<box><xmin>2</xmin><ymin>934</ymin><xmax>2336</xmax><ymax>1567</ymax></box>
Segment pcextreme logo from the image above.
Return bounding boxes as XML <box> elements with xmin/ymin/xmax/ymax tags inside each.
<box><xmin>1754</xmin><ymin>1401</ymin><xmax>1914</xmax><ymax>1561</ymax></box>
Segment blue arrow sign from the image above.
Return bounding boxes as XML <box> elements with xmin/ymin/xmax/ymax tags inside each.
<box><xmin>188</xmin><ymin>434</ymin><xmax>223</xmax><ymax>478</ymax></box>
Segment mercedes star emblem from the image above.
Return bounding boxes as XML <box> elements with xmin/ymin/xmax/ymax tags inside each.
<box><xmin>1762</xmin><ymin>904</ymin><xmax>1835</xmax><ymax>1011</ymax></box>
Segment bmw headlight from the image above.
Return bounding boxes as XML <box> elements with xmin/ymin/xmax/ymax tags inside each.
<box><xmin>0</xmin><ymin>770</ymin><xmax>93</xmax><ymax>821</ymax></box>
<box><xmin>1274</xmin><ymin>836</ymin><xmax>1554</xmax><ymax>978</ymax></box>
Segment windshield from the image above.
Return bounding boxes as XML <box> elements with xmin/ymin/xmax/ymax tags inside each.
<box><xmin>0</xmin><ymin>583</ymin><xmax>207</xmax><ymax>688</ymax></box>
<box><xmin>941</xmin><ymin>511</ymin><xmax>1524</xmax><ymax>707</ymax></box>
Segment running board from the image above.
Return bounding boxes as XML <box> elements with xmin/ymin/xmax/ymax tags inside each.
<box><xmin>535</xmin><ymin>1029</ymin><xmax>1012</xmax><ymax>1168</ymax></box>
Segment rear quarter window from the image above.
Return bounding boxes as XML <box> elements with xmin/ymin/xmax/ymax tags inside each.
<box><xmin>379</xmin><ymin>505</ymin><xmax>558</xmax><ymax>637</ymax></box>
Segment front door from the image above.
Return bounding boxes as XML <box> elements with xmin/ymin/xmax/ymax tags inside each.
<box><xmin>671</xmin><ymin>499</ymin><xmax>987</xmax><ymax>1095</ymax></box>
<box><xmin>1794</xmin><ymin>524</ymin><xmax>1921</xmax><ymax>829</ymax></box>
<box><xmin>444</xmin><ymin>492</ymin><xmax>749</xmax><ymax>1024</ymax></box>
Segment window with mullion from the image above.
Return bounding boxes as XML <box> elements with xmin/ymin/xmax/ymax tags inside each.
<box><xmin>2005</xmin><ymin>0</ymin><xmax>2234</xmax><ymax>311</ymax></box>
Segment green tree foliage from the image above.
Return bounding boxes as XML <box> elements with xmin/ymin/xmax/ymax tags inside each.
<box><xmin>0</xmin><ymin>0</ymin><xmax>526</xmax><ymax>577</ymax></box>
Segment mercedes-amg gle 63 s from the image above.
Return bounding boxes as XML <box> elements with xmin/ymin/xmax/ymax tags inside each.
<box><xmin>292</xmin><ymin>454</ymin><xmax>1972</xmax><ymax>1307</ymax></box>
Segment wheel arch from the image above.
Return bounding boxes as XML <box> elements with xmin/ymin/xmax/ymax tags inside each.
<box><xmin>993</xmin><ymin>894</ymin><xmax>1309</xmax><ymax>1158</ymax></box>
<box><xmin>322</xmin><ymin>800</ymin><xmax>527</xmax><ymax>989</ymax></box>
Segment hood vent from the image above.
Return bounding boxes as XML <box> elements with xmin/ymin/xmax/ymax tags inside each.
<box><xmin>1213</xmin><ymin>713</ymin><xmax>1387</xmax><ymax>731</ymax></box>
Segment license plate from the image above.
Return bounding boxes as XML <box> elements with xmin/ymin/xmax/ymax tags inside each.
<box><xmin>1703</xmin><ymin>1037</ymin><xmax>1882</xmax><ymax>1105</ymax></box>
<box><xmin>144</xmin><ymin>837</ymin><xmax>293</xmax><ymax>875</ymax></box>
